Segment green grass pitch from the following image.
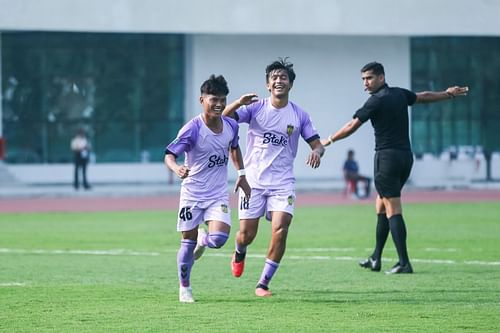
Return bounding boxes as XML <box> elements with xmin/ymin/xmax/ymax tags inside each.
<box><xmin>1</xmin><ymin>202</ymin><xmax>499</xmax><ymax>332</ymax></box>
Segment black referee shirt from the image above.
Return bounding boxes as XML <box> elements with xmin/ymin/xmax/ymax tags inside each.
<box><xmin>354</xmin><ymin>83</ymin><xmax>417</xmax><ymax>151</ymax></box>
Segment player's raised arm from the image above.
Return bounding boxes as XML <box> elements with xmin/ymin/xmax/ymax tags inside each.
<box><xmin>222</xmin><ymin>93</ymin><xmax>258</xmax><ymax>118</ymax></box>
<box><xmin>415</xmin><ymin>86</ymin><xmax>469</xmax><ymax>104</ymax></box>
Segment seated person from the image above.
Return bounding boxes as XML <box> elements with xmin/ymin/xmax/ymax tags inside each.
<box><xmin>343</xmin><ymin>149</ymin><xmax>371</xmax><ymax>199</ymax></box>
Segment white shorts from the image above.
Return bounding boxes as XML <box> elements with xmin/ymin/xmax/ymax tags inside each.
<box><xmin>176</xmin><ymin>198</ymin><xmax>231</xmax><ymax>232</ymax></box>
<box><xmin>238</xmin><ymin>187</ymin><xmax>295</xmax><ymax>221</ymax></box>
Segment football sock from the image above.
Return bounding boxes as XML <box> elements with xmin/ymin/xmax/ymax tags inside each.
<box><xmin>205</xmin><ymin>231</ymin><xmax>229</xmax><ymax>249</ymax></box>
<box><xmin>257</xmin><ymin>258</ymin><xmax>279</xmax><ymax>288</ymax></box>
<box><xmin>177</xmin><ymin>239</ymin><xmax>196</xmax><ymax>287</ymax></box>
<box><xmin>256</xmin><ymin>283</ymin><xmax>269</xmax><ymax>290</ymax></box>
<box><xmin>388</xmin><ymin>214</ymin><xmax>409</xmax><ymax>266</ymax></box>
<box><xmin>234</xmin><ymin>242</ymin><xmax>247</xmax><ymax>262</ymax></box>
<box><xmin>372</xmin><ymin>213</ymin><xmax>390</xmax><ymax>260</ymax></box>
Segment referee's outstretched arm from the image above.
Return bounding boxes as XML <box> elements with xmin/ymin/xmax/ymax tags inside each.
<box><xmin>415</xmin><ymin>86</ymin><xmax>468</xmax><ymax>103</ymax></box>
<box><xmin>321</xmin><ymin>118</ymin><xmax>362</xmax><ymax>147</ymax></box>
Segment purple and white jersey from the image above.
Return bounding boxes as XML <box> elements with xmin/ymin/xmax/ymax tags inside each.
<box><xmin>236</xmin><ymin>98</ymin><xmax>319</xmax><ymax>189</ymax></box>
<box><xmin>166</xmin><ymin>115</ymin><xmax>239</xmax><ymax>201</ymax></box>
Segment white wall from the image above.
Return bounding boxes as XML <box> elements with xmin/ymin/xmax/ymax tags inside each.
<box><xmin>1</xmin><ymin>0</ymin><xmax>499</xmax><ymax>36</ymax></box>
<box><xmin>6</xmin><ymin>157</ymin><xmax>498</xmax><ymax>186</ymax></box>
<box><xmin>187</xmin><ymin>34</ymin><xmax>410</xmax><ymax>180</ymax></box>
<box><xmin>7</xmin><ymin>163</ymin><xmax>173</xmax><ymax>185</ymax></box>
<box><xmin>412</xmin><ymin>153</ymin><xmax>500</xmax><ymax>187</ymax></box>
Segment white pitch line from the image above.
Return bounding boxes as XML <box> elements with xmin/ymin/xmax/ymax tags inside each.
<box><xmin>208</xmin><ymin>253</ymin><xmax>499</xmax><ymax>266</ymax></box>
<box><xmin>276</xmin><ymin>247</ymin><xmax>465</xmax><ymax>253</ymax></box>
<box><xmin>0</xmin><ymin>248</ymin><xmax>160</xmax><ymax>256</ymax></box>
<box><xmin>424</xmin><ymin>248</ymin><xmax>458</xmax><ymax>252</ymax></box>
<box><xmin>464</xmin><ymin>260</ymin><xmax>500</xmax><ymax>266</ymax></box>
<box><xmin>288</xmin><ymin>255</ymin><xmax>330</xmax><ymax>260</ymax></box>
<box><xmin>411</xmin><ymin>258</ymin><xmax>455</xmax><ymax>264</ymax></box>
<box><xmin>1</xmin><ymin>248</ymin><xmax>498</xmax><ymax>266</ymax></box>
<box><xmin>0</xmin><ymin>282</ymin><xmax>26</xmax><ymax>287</ymax></box>
<box><xmin>288</xmin><ymin>248</ymin><xmax>357</xmax><ymax>252</ymax></box>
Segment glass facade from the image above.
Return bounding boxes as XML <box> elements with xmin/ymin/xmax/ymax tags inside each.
<box><xmin>4</xmin><ymin>34</ymin><xmax>499</xmax><ymax>163</ymax></box>
<box><xmin>1</xmin><ymin>32</ymin><xmax>184</xmax><ymax>163</ymax></box>
<box><xmin>411</xmin><ymin>37</ymin><xmax>500</xmax><ymax>157</ymax></box>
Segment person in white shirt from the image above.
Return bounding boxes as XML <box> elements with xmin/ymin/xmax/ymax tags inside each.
<box><xmin>70</xmin><ymin>128</ymin><xmax>91</xmax><ymax>190</ymax></box>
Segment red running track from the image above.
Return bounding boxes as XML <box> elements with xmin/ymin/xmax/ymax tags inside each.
<box><xmin>0</xmin><ymin>190</ymin><xmax>499</xmax><ymax>213</ymax></box>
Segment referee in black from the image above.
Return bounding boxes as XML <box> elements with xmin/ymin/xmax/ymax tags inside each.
<box><xmin>322</xmin><ymin>62</ymin><xmax>468</xmax><ymax>274</ymax></box>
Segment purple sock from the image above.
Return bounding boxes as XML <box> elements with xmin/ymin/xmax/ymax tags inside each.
<box><xmin>177</xmin><ymin>239</ymin><xmax>196</xmax><ymax>287</ymax></box>
<box><xmin>205</xmin><ymin>231</ymin><xmax>229</xmax><ymax>249</ymax></box>
<box><xmin>258</xmin><ymin>258</ymin><xmax>279</xmax><ymax>287</ymax></box>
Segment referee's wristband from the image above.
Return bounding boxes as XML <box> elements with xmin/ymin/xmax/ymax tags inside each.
<box><xmin>237</xmin><ymin>169</ymin><xmax>246</xmax><ymax>177</ymax></box>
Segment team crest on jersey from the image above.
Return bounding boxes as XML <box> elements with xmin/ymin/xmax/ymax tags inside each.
<box><xmin>221</xmin><ymin>204</ymin><xmax>228</xmax><ymax>213</ymax></box>
<box><xmin>287</xmin><ymin>195</ymin><xmax>294</xmax><ymax>205</ymax></box>
<box><xmin>286</xmin><ymin>124</ymin><xmax>294</xmax><ymax>136</ymax></box>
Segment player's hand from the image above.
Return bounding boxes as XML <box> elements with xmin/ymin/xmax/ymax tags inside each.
<box><xmin>446</xmin><ymin>86</ymin><xmax>469</xmax><ymax>97</ymax></box>
<box><xmin>306</xmin><ymin>150</ymin><xmax>321</xmax><ymax>169</ymax></box>
<box><xmin>176</xmin><ymin>165</ymin><xmax>190</xmax><ymax>179</ymax></box>
<box><xmin>238</xmin><ymin>93</ymin><xmax>259</xmax><ymax>106</ymax></box>
<box><xmin>234</xmin><ymin>176</ymin><xmax>251</xmax><ymax>199</ymax></box>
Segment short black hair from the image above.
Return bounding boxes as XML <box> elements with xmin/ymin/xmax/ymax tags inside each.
<box><xmin>265</xmin><ymin>57</ymin><xmax>296</xmax><ymax>84</ymax></box>
<box><xmin>361</xmin><ymin>62</ymin><xmax>385</xmax><ymax>76</ymax></box>
<box><xmin>200</xmin><ymin>74</ymin><xmax>229</xmax><ymax>96</ymax></box>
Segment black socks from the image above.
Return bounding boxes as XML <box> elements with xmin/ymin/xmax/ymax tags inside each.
<box><xmin>234</xmin><ymin>251</ymin><xmax>246</xmax><ymax>263</ymax></box>
<box><xmin>372</xmin><ymin>213</ymin><xmax>390</xmax><ymax>261</ymax></box>
<box><xmin>388</xmin><ymin>214</ymin><xmax>409</xmax><ymax>266</ymax></box>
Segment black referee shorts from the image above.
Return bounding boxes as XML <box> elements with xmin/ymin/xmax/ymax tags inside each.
<box><xmin>374</xmin><ymin>149</ymin><xmax>413</xmax><ymax>198</ymax></box>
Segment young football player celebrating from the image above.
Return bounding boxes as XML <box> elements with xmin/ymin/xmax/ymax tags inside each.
<box><xmin>165</xmin><ymin>75</ymin><xmax>251</xmax><ymax>303</ymax></box>
<box><xmin>223</xmin><ymin>58</ymin><xmax>324</xmax><ymax>297</ymax></box>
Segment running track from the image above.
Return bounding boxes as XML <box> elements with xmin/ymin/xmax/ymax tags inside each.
<box><xmin>0</xmin><ymin>190</ymin><xmax>499</xmax><ymax>213</ymax></box>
